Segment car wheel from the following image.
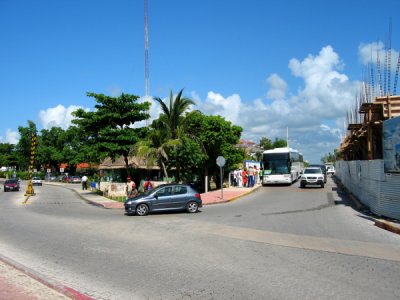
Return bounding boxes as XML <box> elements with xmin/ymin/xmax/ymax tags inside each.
<box><xmin>186</xmin><ymin>201</ymin><xmax>199</xmax><ymax>213</ymax></box>
<box><xmin>136</xmin><ymin>204</ymin><xmax>149</xmax><ymax>216</ymax></box>
<box><xmin>300</xmin><ymin>183</ymin><xmax>305</xmax><ymax>188</ymax></box>
<box><xmin>321</xmin><ymin>183</ymin><xmax>324</xmax><ymax>188</ymax></box>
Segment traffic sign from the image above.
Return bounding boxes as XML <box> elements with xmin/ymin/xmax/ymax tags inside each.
<box><xmin>216</xmin><ymin>156</ymin><xmax>226</xmax><ymax>167</ymax></box>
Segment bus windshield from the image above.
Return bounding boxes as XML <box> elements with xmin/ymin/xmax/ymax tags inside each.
<box><xmin>263</xmin><ymin>159</ymin><xmax>289</xmax><ymax>175</ymax></box>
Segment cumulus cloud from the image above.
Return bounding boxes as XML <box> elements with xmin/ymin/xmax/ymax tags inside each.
<box><xmin>193</xmin><ymin>45</ymin><xmax>361</xmax><ymax>162</ymax></box>
<box><xmin>39</xmin><ymin>104</ymin><xmax>87</xmax><ymax>130</ymax></box>
<box><xmin>0</xmin><ymin>129</ymin><xmax>19</xmax><ymax>144</ymax></box>
<box><xmin>266</xmin><ymin>74</ymin><xmax>287</xmax><ymax>101</ymax></box>
<box><xmin>358</xmin><ymin>41</ymin><xmax>399</xmax><ymax>69</ymax></box>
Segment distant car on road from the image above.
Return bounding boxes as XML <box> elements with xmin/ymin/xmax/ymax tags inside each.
<box><xmin>4</xmin><ymin>179</ymin><xmax>20</xmax><ymax>192</ymax></box>
<box><xmin>308</xmin><ymin>164</ymin><xmax>327</xmax><ymax>183</ymax></box>
<box><xmin>70</xmin><ymin>176</ymin><xmax>82</xmax><ymax>184</ymax></box>
<box><xmin>124</xmin><ymin>184</ymin><xmax>202</xmax><ymax>216</ymax></box>
<box><xmin>32</xmin><ymin>177</ymin><xmax>42</xmax><ymax>186</ymax></box>
<box><xmin>300</xmin><ymin>167</ymin><xmax>325</xmax><ymax>188</ymax></box>
<box><xmin>326</xmin><ymin>166</ymin><xmax>335</xmax><ymax>175</ymax></box>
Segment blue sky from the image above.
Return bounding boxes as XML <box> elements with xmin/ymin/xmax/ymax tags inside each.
<box><xmin>1</xmin><ymin>0</ymin><xmax>399</xmax><ymax>163</ymax></box>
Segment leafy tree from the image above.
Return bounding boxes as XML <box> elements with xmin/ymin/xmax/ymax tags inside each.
<box><xmin>272</xmin><ymin>137</ymin><xmax>287</xmax><ymax>148</ymax></box>
<box><xmin>36</xmin><ymin>127</ymin><xmax>66</xmax><ymax>172</ymax></box>
<box><xmin>0</xmin><ymin>143</ymin><xmax>17</xmax><ymax>168</ymax></box>
<box><xmin>15</xmin><ymin>121</ymin><xmax>37</xmax><ymax>171</ymax></box>
<box><xmin>72</xmin><ymin>92</ymin><xmax>150</xmax><ymax>176</ymax></box>
<box><xmin>132</xmin><ymin>124</ymin><xmax>176</xmax><ymax>180</ymax></box>
<box><xmin>259</xmin><ymin>137</ymin><xmax>273</xmax><ymax>150</ymax></box>
<box><xmin>153</xmin><ymin>89</ymin><xmax>196</xmax><ymax>140</ymax></box>
<box><xmin>133</xmin><ymin>89</ymin><xmax>196</xmax><ymax>181</ymax></box>
<box><xmin>184</xmin><ymin>110</ymin><xmax>244</xmax><ymax>189</ymax></box>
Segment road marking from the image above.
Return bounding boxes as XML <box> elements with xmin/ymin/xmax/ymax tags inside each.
<box><xmin>194</xmin><ymin>222</ymin><xmax>400</xmax><ymax>262</ymax></box>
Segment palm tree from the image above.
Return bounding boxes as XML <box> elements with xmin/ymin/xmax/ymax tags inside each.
<box><xmin>131</xmin><ymin>128</ymin><xmax>172</xmax><ymax>181</ymax></box>
<box><xmin>153</xmin><ymin>89</ymin><xmax>196</xmax><ymax>139</ymax></box>
<box><xmin>132</xmin><ymin>89</ymin><xmax>196</xmax><ymax>182</ymax></box>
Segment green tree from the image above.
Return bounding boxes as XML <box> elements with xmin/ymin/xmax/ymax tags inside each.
<box><xmin>15</xmin><ymin>121</ymin><xmax>37</xmax><ymax>171</ymax></box>
<box><xmin>72</xmin><ymin>92</ymin><xmax>150</xmax><ymax>176</ymax></box>
<box><xmin>184</xmin><ymin>110</ymin><xmax>244</xmax><ymax>189</ymax></box>
<box><xmin>132</xmin><ymin>124</ymin><xmax>175</xmax><ymax>180</ymax></box>
<box><xmin>133</xmin><ymin>89</ymin><xmax>196</xmax><ymax>181</ymax></box>
<box><xmin>0</xmin><ymin>143</ymin><xmax>17</xmax><ymax>168</ymax></box>
<box><xmin>36</xmin><ymin>127</ymin><xmax>66</xmax><ymax>172</ymax></box>
<box><xmin>272</xmin><ymin>137</ymin><xmax>287</xmax><ymax>148</ymax></box>
<box><xmin>259</xmin><ymin>137</ymin><xmax>273</xmax><ymax>150</ymax></box>
<box><xmin>153</xmin><ymin>89</ymin><xmax>196</xmax><ymax>139</ymax></box>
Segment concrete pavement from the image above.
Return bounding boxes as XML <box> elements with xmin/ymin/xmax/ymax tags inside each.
<box><xmin>2</xmin><ymin>180</ymin><xmax>399</xmax><ymax>299</ymax></box>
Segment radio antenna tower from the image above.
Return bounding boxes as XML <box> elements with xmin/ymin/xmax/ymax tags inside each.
<box><xmin>144</xmin><ymin>0</ymin><xmax>150</xmax><ymax>125</ymax></box>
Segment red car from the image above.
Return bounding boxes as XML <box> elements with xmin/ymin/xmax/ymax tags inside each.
<box><xmin>4</xmin><ymin>179</ymin><xmax>20</xmax><ymax>192</ymax></box>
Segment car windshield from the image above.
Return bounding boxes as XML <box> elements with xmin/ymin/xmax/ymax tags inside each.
<box><xmin>5</xmin><ymin>180</ymin><xmax>18</xmax><ymax>184</ymax></box>
<box><xmin>304</xmin><ymin>168</ymin><xmax>322</xmax><ymax>174</ymax></box>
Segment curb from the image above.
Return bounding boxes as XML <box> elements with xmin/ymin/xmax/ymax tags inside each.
<box><xmin>44</xmin><ymin>182</ymin><xmax>113</xmax><ymax>209</ymax></box>
<box><xmin>0</xmin><ymin>253</ymin><xmax>93</xmax><ymax>300</ymax></box>
<box><xmin>203</xmin><ymin>185</ymin><xmax>261</xmax><ymax>205</ymax></box>
<box><xmin>374</xmin><ymin>219</ymin><xmax>400</xmax><ymax>235</ymax></box>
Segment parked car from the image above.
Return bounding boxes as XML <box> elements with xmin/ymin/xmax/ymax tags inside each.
<box><xmin>4</xmin><ymin>179</ymin><xmax>20</xmax><ymax>192</ymax></box>
<box><xmin>124</xmin><ymin>184</ymin><xmax>202</xmax><ymax>216</ymax></box>
<box><xmin>308</xmin><ymin>164</ymin><xmax>327</xmax><ymax>183</ymax></box>
<box><xmin>70</xmin><ymin>176</ymin><xmax>82</xmax><ymax>184</ymax></box>
<box><xmin>32</xmin><ymin>177</ymin><xmax>42</xmax><ymax>186</ymax></box>
<box><xmin>300</xmin><ymin>167</ymin><xmax>325</xmax><ymax>188</ymax></box>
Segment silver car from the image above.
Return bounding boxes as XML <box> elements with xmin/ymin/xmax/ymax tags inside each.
<box><xmin>124</xmin><ymin>184</ymin><xmax>202</xmax><ymax>216</ymax></box>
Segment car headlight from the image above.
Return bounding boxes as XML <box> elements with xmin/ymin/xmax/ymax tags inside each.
<box><xmin>126</xmin><ymin>200</ymin><xmax>134</xmax><ymax>205</ymax></box>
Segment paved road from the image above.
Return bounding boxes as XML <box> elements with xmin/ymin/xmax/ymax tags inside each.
<box><xmin>0</xmin><ymin>177</ymin><xmax>399</xmax><ymax>299</ymax></box>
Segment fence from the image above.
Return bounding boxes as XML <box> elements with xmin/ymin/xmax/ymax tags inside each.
<box><xmin>336</xmin><ymin>160</ymin><xmax>400</xmax><ymax>220</ymax></box>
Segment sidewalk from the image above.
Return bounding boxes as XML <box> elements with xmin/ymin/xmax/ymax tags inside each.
<box><xmin>42</xmin><ymin>182</ymin><xmax>261</xmax><ymax>208</ymax></box>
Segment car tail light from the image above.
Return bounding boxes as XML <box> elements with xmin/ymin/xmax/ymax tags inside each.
<box><xmin>195</xmin><ymin>193</ymin><xmax>201</xmax><ymax>199</ymax></box>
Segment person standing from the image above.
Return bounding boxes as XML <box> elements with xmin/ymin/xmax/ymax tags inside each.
<box><xmin>241</xmin><ymin>168</ymin><xmax>248</xmax><ymax>188</ymax></box>
<box><xmin>126</xmin><ymin>177</ymin><xmax>138</xmax><ymax>197</ymax></box>
<box><xmin>247</xmin><ymin>166</ymin><xmax>254</xmax><ymax>187</ymax></box>
<box><xmin>81</xmin><ymin>175</ymin><xmax>88</xmax><ymax>190</ymax></box>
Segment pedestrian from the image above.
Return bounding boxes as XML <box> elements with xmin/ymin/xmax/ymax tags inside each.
<box><xmin>90</xmin><ymin>181</ymin><xmax>96</xmax><ymax>191</ymax></box>
<box><xmin>81</xmin><ymin>175</ymin><xmax>88</xmax><ymax>190</ymax></box>
<box><xmin>143</xmin><ymin>178</ymin><xmax>153</xmax><ymax>191</ymax></box>
<box><xmin>126</xmin><ymin>177</ymin><xmax>138</xmax><ymax>198</ymax></box>
<box><xmin>247</xmin><ymin>165</ymin><xmax>254</xmax><ymax>187</ymax></box>
<box><xmin>241</xmin><ymin>168</ymin><xmax>248</xmax><ymax>188</ymax></box>
<box><xmin>237</xmin><ymin>169</ymin><xmax>243</xmax><ymax>187</ymax></box>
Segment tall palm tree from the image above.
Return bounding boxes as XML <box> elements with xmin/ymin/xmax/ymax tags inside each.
<box><xmin>131</xmin><ymin>128</ymin><xmax>174</xmax><ymax>181</ymax></box>
<box><xmin>153</xmin><ymin>89</ymin><xmax>196</xmax><ymax>139</ymax></box>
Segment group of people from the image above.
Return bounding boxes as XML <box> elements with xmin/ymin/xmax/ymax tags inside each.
<box><xmin>126</xmin><ymin>177</ymin><xmax>154</xmax><ymax>198</ymax></box>
<box><xmin>231</xmin><ymin>166</ymin><xmax>261</xmax><ymax>188</ymax></box>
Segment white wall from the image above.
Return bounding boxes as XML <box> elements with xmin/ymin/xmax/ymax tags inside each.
<box><xmin>336</xmin><ymin>160</ymin><xmax>400</xmax><ymax>220</ymax></box>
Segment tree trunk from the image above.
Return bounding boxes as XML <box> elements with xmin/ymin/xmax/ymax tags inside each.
<box><xmin>123</xmin><ymin>155</ymin><xmax>130</xmax><ymax>177</ymax></box>
<box><xmin>160</xmin><ymin>159</ymin><xmax>169</xmax><ymax>182</ymax></box>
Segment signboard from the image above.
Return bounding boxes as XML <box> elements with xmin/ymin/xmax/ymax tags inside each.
<box><xmin>383</xmin><ymin>117</ymin><xmax>400</xmax><ymax>173</ymax></box>
<box><xmin>216</xmin><ymin>156</ymin><xmax>226</xmax><ymax>167</ymax></box>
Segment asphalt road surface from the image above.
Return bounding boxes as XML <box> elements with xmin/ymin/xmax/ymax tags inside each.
<box><xmin>0</xmin><ymin>177</ymin><xmax>399</xmax><ymax>300</ymax></box>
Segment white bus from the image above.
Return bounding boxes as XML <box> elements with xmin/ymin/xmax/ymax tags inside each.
<box><xmin>261</xmin><ymin>147</ymin><xmax>304</xmax><ymax>185</ymax></box>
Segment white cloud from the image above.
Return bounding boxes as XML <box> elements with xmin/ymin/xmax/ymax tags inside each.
<box><xmin>0</xmin><ymin>129</ymin><xmax>20</xmax><ymax>144</ymax></box>
<box><xmin>358</xmin><ymin>41</ymin><xmax>399</xmax><ymax>69</ymax></box>
<box><xmin>266</xmin><ymin>74</ymin><xmax>287</xmax><ymax>100</ymax></box>
<box><xmin>192</xmin><ymin>45</ymin><xmax>361</xmax><ymax>162</ymax></box>
<box><xmin>39</xmin><ymin>104</ymin><xmax>87</xmax><ymax>130</ymax></box>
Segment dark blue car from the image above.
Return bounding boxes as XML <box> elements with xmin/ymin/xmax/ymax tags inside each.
<box><xmin>124</xmin><ymin>183</ymin><xmax>202</xmax><ymax>216</ymax></box>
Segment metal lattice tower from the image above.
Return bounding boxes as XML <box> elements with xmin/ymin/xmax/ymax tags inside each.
<box><xmin>144</xmin><ymin>0</ymin><xmax>150</xmax><ymax>125</ymax></box>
